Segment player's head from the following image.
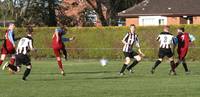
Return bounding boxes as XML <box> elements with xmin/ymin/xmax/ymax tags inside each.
<box><xmin>163</xmin><ymin>25</ymin><xmax>170</xmax><ymax>32</ymax></box>
<box><xmin>26</xmin><ymin>26</ymin><xmax>33</xmax><ymax>36</ymax></box>
<box><xmin>177</xmin><ymin>27</ymin><xmax>185</xmax><ymax>33</ymax></box>
<box><xmin>8</xmin><ymin>23</ymin><xmax>15</xmax><ymax>30</ymax></box>
<box><xmin>60</xmin><ymin>25</ymin><xmax>67</xmax><ymax>34</ymax></box>
<box><xmin>130</xmin><ymin>24</ymin><xmax>136</xmax><ymax>33</ymax></box>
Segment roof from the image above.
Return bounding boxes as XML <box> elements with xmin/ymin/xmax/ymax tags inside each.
<box><xmin>118</xmin><ymin>0</ymin><xmax>200</xmax><ymax>17</ymax></box>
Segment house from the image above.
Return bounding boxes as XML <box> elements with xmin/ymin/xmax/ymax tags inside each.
<box><xmin>118</xmin><ymin>0</ymin><xmax>200</xmax><ymax>26</ymax></box>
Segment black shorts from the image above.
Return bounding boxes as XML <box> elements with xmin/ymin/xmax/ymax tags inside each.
<box><xmin>123</xmin><ymin>51</ymin><xmax>138</xmax><ymax>58</ymax></box>
<box><xmin>15</xmin><ymin>54</ymin><xmax>31</xmax><ymax>66</ymax></box>
<box><xmin>158</xmin><ymin>48</ymin><xmax>173</xmax><ymax>58</ymax></box>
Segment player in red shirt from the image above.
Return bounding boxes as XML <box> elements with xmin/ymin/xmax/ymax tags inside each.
<box><xmin>52</xmin><ymin>26</ymin><xmax>74</xmax><ymax>76</ymax></box>
<box><xmin>173</xmin><ymin>27</ymin><xmax>195</xmax><ymax>74</ymax></box>
<box><xmin>0</xmin><ymin>23</ymin><xmax>17</xmax><ymax>69</ymax></box>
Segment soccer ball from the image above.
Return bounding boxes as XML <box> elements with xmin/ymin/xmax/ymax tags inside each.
<box><xmin>100</xmin><ymin>59</ymin><xmax>108</xmax><ymax>66</ymax></box>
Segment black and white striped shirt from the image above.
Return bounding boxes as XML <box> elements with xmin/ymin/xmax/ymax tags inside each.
<box><xmin>16</xmin><ymin>36</ymin><xmax>34</xmax><ymax>55</ymax></box>
<box><xmin>122</xmin><ymin>32</ymin><xmax>140</xmax><ymax>52</ymax></box>
<box><xmin>157</xmin><ymin>32</ymin><xmax>175</xmax><ymax>49</ymax></box>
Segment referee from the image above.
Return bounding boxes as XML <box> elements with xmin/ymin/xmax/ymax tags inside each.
<box><xmin>3</xmin><ymin>26</ymin><xmax>36</xmax><ymax>80</ymax></box>
<box><xmin>119</xmin><ymin>24</ymin><xmax>145</xmax><ymax>75</ymax></box>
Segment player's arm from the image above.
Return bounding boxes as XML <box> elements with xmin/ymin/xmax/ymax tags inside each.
<box><xmin>122</xmin><ymin>33</ymin><xmax>129</xmax><ymax>44</ymax></box>
<box><xmin>8</xmin><ymin>30</ymin><xmax>15</xmax><ymax>47</ymax></box>
<box><xmin>172</xmin><ymin>36</ymin><xmax>177</xmax><ymax>55</ymax></box>
<box><xmin>62</xmin><ymin>37</ymin><xmax>75</xmax><ymax>42</ymax></box>
<box><xmin>135</xmin><ymin>35</ymin><xmax>145</xmax><ymax>57</ymax></box>
<box><xmin>189</xmin><ymin>34</ymin><xmax>195</xmax><ymax>42</ymax></box>
<box><xmin>156</xmin><ymin>35</ymin><xmax>160</xmax><ymax>41</ymax></box>
<box><xmin>55</xmin><ymin>29</ymin><xmax>59</xmax><ymax>42</ymax></box>
<box><xmin>29</xmin><ymin>39</ymin><xmax>36</xmax><ymax>51</ymax></box>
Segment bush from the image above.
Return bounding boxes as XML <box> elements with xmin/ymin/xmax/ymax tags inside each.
<box><xmin>0</xmin><ymin>25</ymin><xmax>199</xmax><ymax>60</ymax></box>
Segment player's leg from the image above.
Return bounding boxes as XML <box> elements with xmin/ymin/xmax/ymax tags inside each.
<box><xmin>9</xmin><ymin>54</ymin><xmax>15</xmax><ymax>65</ymax></box>
<box><xmin>127</xmin><ymin>53</ymin><xmax>142</xmax><ymax>72</ymax></box>
<box><xmin>0</xmin><ymin>54</ymin><xmax>6</xmax><ymax>66</ymax></box>
<box><xmin>61</xmin><ymin>46</ymin><xmax>67</xmax><ymax>60</ymax></box>
<box><xmin>22</xmin><ymin>64</ymin><xmax>32</xmax><ymax>80</ymax></box>
<box><xmin>151</xmin><ymin>58</ymin><xmax>162</xmax><ymax>74</ymax></box>
<box><xmin>168</xmin><ymin>57</ymin><xmax>176</xmax><ymax>75</ymax></box>
<box><xmin>182</xmin><ymin>58</ymin><xmax>190</xmax><ymax>73</ymax></box>
<box><xmin>6</xmin><ymin>54</ymin><xmax>16</xmax><ymax>70</ymax></box>
<box><xmin>151</xmin><ymin>49</ymin><xmax>164</xmax><ymax>74</ymax></box>
<box><xmin>119</xmin><ymin>52</ymin><xmax>131</xmax><ymax>75</ymax></box>
<box><xmin>53</xmin><ymin>49</ymin><xmax>65</xmax><ymax>75</ymax></box>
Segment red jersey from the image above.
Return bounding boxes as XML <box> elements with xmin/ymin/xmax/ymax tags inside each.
<box><xmin>3</xmin><ymin>29</ymin><xmax>15</xmax><ymax>51</ymax></box>
<box><xmin>52</xmin><ymin>32</ymin><xmax>63</xmax><ymax>49</ymax></box>
<box><xmin>177</xmin><ymin>32</ymin><xmax>190</xmax><ymax>60</ymax></box>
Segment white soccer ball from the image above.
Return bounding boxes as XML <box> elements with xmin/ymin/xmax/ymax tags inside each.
<box><xmin>100</xmin><ymin>59</ymin><xmax>108</xmax><ymax>66</ymax></box>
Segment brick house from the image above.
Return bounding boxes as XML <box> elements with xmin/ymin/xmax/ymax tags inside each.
<box><xmin>118</xmin><ymin>0</ymin><xmax>200</xmax><ymax>26</ymax></box>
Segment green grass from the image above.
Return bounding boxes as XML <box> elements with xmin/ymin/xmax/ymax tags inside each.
<box><xmin>0</xmin><ymin>60</ymin><xmax>200</xmax><ymax>97</ymax></box>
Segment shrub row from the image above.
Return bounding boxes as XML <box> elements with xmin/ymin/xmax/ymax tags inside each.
<box><xmin>0</xmin><ymin>25</ymin><xmax>199</xmax><ymax>60</ymax></box>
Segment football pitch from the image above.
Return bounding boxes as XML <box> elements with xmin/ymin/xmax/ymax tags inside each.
<box><xmin>0</xmin><ymin>60</ymin><xmax>200</xmax><ymax>97</ymax></box>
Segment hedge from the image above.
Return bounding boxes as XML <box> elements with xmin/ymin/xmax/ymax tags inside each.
<box><xmin>0</xmin><ymin>25</ymin><xmax>199</xmax><ymax>60</ymax></box>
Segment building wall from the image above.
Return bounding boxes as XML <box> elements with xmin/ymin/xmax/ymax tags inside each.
<box><xmin>167</xmin><ymin>17</ymin><xmax>180</xmax><ymax>25</ymax></box>
<box><xmin>126</xmin><ymin>18</ymin><xmax>139</xmax><ymax>26</ymax></box>
<box><xmin>193</xmin><ymin>16</ymin><xmax>200</xmax><ymax>24</ymax></box>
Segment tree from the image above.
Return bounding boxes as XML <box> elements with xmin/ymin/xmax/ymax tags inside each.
<box><xmin>0</xmin><ymin>0</ymin><xmax>60</xmax><ymax>27</ymax></box>
<box><xmin>85</xmin><ymin>0</ymin><xmax>144</xmax><ymax>26</ymax></box>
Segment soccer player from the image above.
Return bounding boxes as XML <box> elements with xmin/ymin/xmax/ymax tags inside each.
<box><xmin>3</xmin><ymin>26</ymin><xmax>35</xmax><ymax>80</ymax></box>
<box><xmin>173</xmin><ymin>27</ymin><xmax>195</xmax><ymax>74</ymax></box>
<box><xmin>119</xmin><ymin>24</ymin><xmax>145</xmax><ymax>75</ymax></box>
<box><xmin>52</xmin><ymin>26</ymin><xmax>74</xmax><ymax>76</ymax></box>
<box><xmin>151</xmin><ymin>26</ymin><xmax>176</xmax><ymax>75</ymax></box>
<box><xmin>0</xmin><ymin>23</ymin><xmax>17</xmax><ymax>69</ymax></box>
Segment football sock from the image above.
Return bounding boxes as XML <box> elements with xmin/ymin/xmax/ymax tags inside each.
<box><xmin>182</xmin><ymin>62</ymin><xmax>189</xmax><ymax>72</ymax></box>
<box><xmin>0</xmin><ymin>60</ymin><xmax>3</xmax><ymax>66</ymax></box>
<box><xmin>63</xmin><ymin>49</ymin><xmax>67</xmax><ymax>58</ymax></box>
<box><xmin>23</xmin><ymin>68</ymin><xmax>31</xmax><ymax>80</ymax></box>
<box><xmin>152</xmin><ymin>60</ymin><xmax>161</xmax><ymax>70</ymax></box>
<box><xmin>9</xmin><ymin>58</ymin><xmax>15</xmax><ymax>65</ymax></box>
<box><xmin>8</xmin><ymin>64</ymin><xmax>17</xmax><ymax>72</ymax></box>
<box><xmin>175</xmin><ymin>62</ymin><xmax>180</xmax><ymax>68</ymax></box>
<box><xmin>57</xmin><ymin>60</ymin><xmax>63</xmax><ymax>70</ymax></box>
<box><xmin>127</xmin><ymin>60</ymin><xmax>139</xmax><ymax>70</ymax></box>
<box><xmin>120</xmin><ymin>64</ymin><xmax>128</xmax><ymax>73</ymax></box>
<box><xmin>170</xmin><ymin>61</ymin><xmax>176</xmax><ymax>72</ymax></box>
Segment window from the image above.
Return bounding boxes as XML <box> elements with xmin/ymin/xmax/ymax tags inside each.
<box><xmin>139</xmin><ymin>16</ymin><xmax>167</xmax><ymax>26</ymax></box>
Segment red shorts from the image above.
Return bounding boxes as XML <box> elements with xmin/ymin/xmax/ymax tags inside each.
<box><xmin>178</xmin><ymin>48</ymin><xmax>188</xmax><ymax>60</ymax></box>
<box><xmin>53</xmin><ymin>48</ymin><xmax>61</xmax><ymax>57</ymax></box>
<box><xmin>1</xmin><ymin>46</ymin><xmax>15</xmax><ymax>54</ymax></box>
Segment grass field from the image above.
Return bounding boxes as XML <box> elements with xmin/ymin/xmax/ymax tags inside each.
<box><xmin>0</xmin><ymin>59</ymin><xmax>200</xmax><ymax>97</ymax></box>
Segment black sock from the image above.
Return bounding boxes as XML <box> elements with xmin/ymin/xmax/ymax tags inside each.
<box><xmin>62</xmin><ymin>48</ymin><xmax>67</xmax><ymax>59</ymax></box>
<box><xmin>170</xmin><ymin>61</ymin><xmax>176</xmax><ymax>72</ymax></box>
<box><xmin>152</xmin><ymin>60</ymin><xmax>161</xmax><ymax>70</ymax></box>
<box><xmin>127</xmin><ymin>60</ymin><xmax>139</xmax><ymax>70</ymax></box>
<box><xmin>120</xmin><ymin>64</ymin><xmax>128</xmax><ymax>73</ymax></box>
<box><xmin>8</xmin><ymin>64</ymin><xmax>17</xmax><ymax>72</ymax></box>
<box><xmin>175</xmin><ymin>62</ymin><xmax>180</xmax><ymax>68</ymax></box>
<box><xmin>182</xmin><ymin>62</ymin><xmax>189</xmax><ymax>72</ymax></box>
<box><xmin>23</xmin><ymin>68</ymin><xmax>31</xmax><ymax>80</ymax></box>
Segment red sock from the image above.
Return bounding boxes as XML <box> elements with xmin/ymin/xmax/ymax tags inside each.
<box><xmin>9</xmin><ymin>58</ymin><xmax>15</xmax><ymax>65</ymax></box>
<box><xmin>0</xmin><ymin>60</ymin><xmax>3</xmax><ymax>66</ymax></box>
<box><xmin>57</xmin><ymin>60</ymin><xmax>63</xmax><ymax>70</ymax></box>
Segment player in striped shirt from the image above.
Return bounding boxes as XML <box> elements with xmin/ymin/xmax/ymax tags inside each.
<box><xmin>151</xmin><ymin>26</ymin><xmax>176</xmax><ymax>75</ymax></box>
<box><xmin>119</xmin><ymin>24</ymin><xmax>145</xmax><ymax>75</ymax></box>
